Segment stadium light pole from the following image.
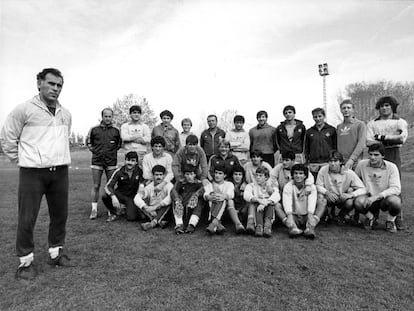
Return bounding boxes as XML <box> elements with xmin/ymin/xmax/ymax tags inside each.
<box><xmin>318</xmin><ymin>63</ymin><xmax>329</xmax><ymax>117</ymax></box>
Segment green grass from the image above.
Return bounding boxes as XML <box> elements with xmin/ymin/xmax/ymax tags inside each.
<box><xmin>0</xmin><ymin>152</ymin><xmax>413</xmax><ymax>311</ymax></box>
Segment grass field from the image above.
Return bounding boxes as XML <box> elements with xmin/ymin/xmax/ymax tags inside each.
<box><xmin>0</xmin><ymin>150</ymin><xmax>413</xmax><ymax>311</ymax></box>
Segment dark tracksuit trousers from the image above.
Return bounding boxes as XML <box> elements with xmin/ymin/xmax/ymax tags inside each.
<box><xmin>102</xmin><ymin>190</ymin><xmax>145</xmax><ymax>221</ymax></box>
<box><xmin>17</xmin><ymin>166</ymin><xmax>68</xmax><ymax>257</ymax></box>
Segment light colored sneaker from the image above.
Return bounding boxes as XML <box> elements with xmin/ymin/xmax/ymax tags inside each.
<box><xmin>106</xmin><ymin>214</ymin><xmax>117</xmax><ymax>222</ymax></box>
<box><xmin>89</xmin><ymin>208</ymin><xmax>98</xmax><ymax>220</ymax></box>
<box><xmin>385</xmin><ymin>221</ymin><xmax>397</xmax><ymax>233</ymax></box>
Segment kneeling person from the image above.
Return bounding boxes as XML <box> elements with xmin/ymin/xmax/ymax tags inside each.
<box><xmin>103</xmin><ymin>151</ymin><xmax>145</xmax><ymax>222</ymax></box>
<box><xmin>204</xmin><ymin>165</ymin><xmax>235</xmax><ymax>235</ymax></box>
<box><xmin>354</xmin><ymin>143</ymin><xmax>401</xmax><ymax>233</ymax></box>
<box><xmin>316</xmin><ymin>151</ymin><xmax>366</xmax><ymax>224</ymax></box>
<box><xmin>134</xmin><ymin>165</ymin><xmax>174</xmax><ymax>231</ymax></box>
<box><xmin>244</xmin><ymin>166</ymin><xmax>280</xmax><ymax>237</ymax></box>
<box><xmin>171</xmin><ymin>165</ymin><xmax>205</xmax><ymax>234</ymax></box>
<box><xmin>283</xmin><ymin>164</ymin><xmax>320</xmax><ymax>239</ymax></box>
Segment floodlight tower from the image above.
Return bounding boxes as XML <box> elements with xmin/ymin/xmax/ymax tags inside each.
<box><xmin>318</xmin><ymin>63</ymin><xmax>329</xmax><ymax>115</ymax></box>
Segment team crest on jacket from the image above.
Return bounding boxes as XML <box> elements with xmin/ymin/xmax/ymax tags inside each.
<box><xmin>298</xmin><ymin>129</ymin><xmax>302</xmax><ymax>133</ymax></box>
<box><xmin>230</xmin><ymin>161</ymin><xmax>234</xmax><ymax>165</ymax></box>
<box><xmin>325</xmin><ymin>133</ymin><xmax>330</xmax><ymax>137</ymax></box>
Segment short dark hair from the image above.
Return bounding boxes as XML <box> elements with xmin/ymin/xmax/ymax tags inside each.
<box><xmin>37</xmin><ymin>68</ymin><xmax>64</xmax><ymax>83</ymax></box>
<box><xmin>125</xmin><ymin>151</ymin><xmax>138</xmax><ymax>161</ymax></box>
<box><xmin>207</xmin><ymin>114</ymin><xmax>217</xmax><ymax>121</ymax></box>
<box><xmin>232</xmin><ymin>164</ymin><xmax>245</xmax><ymax>176</ymax></box>
<box><xmin>250</xmin><ymin>150</ymin><xmax>263</xmax><ymax>159</ymax></box>
<box><xmin>368</xmin><ymin>143</ymin><xmax>385</xmax><ymax>156</ymax></box>
<box><xmin>186</xmin><ymin>134</ymin><xmax>198</xmax><ymax>145</ymax></box>
<box><xmin>291</xmin><ymin>163</ymin><xmax>308</xmax><ymax>179</ymax></box>
<box><xmin>151</xmin><ymin>136</ymin><xmax>166</xmax><ymax>147</ymax></box>
<box><xmin>281</xmin><ymin>151</ymin><xmax>295</xmax><ymax>160</ymax></box>
<box><xmin>375</xmin><ymin>96</ymin><xmax>399</xmax><ymax>113</ymax></box>
<box><xmin>255</xmin><ymin>166</ymin><xmax>270</xmax><ymax>178</ymax></box>
<box><xmin>152</xmin><ymin>164</ymin><xmax>166</xmax><ymax>174</ymax></box>
<box><xmin>160</xmin><ymin>110</ymin><xmax>174</xmax><ymax>119</ymax></box>
<box><xmin>101</xmin><ymin>108</ymin><xmax>113</xmax><ymax>117</ymax></box>
<box><xmin>233</xmin><ymin>115</ymin><xmax>245</xmax><ymax>123</ymax></box>
<box><xmin>214</xmin><ymin>164</ymin><xmax>226</xmax><ymax>174</ymax></box>
<box><xmin>329</xmin><ymin>150</ymin><xmax>344</xmax><ymax>164</ymax></box>
<box><xmin>129</xmin><ymin>105</ymin><xmax>142</xmax><ymax>114</ymax></box>
<box><xmin>256</xmin><ymin>110</ymin><xmax>268</xmax><ymax>119</ymax></box>
<box><xmin>183</xmin><ymin>164</ymin><xmax>196</xmax><ymax>174</ymax></box>
<box><xmin>283</xmin><ymin>105</ymin><xmax>296</xmax><ymax>114</ymax></box>
<box><xmin>312</xmin><ymin>108</ymin><xmax>325</xmax><ymax>116</ymax></box>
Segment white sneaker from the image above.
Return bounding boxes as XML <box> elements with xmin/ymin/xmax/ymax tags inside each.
<box><xmin>89</xmin><ymin>208</ymin><xmax>98</xmax><ymax>220</ymax></box>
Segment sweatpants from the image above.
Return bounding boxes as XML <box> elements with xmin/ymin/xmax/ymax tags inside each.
<box><xmin>17</xmin><ymin>166</ymin><xmax>68</xmax><ymax>257</ymax></box>
<box><xmin>254</xmin><ymin>204</ymin><xmax>274</xmax><ymax>226</ymax></box>
<box><xmin>102</xmin><ymin>191</ymin><xmax>145</xmax><ymax>221</ymax></box>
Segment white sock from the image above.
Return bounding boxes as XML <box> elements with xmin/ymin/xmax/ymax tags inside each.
<box><xmin>366</xmin><ymin>212</ymin><xmax>374</xmax><ymax>220</ymax></box>
<box><xmin>189</xmin><ymin>215</ymin><xmax>199</xmax><ymax>227</ymax></box>
<box><xmin>19</xmin><ymin>252</ymin><xmax>34</xmax><ymax>267</ymax></box>
<box><xmin>174</xmin><ymin>215</ymin><xmax>183</xmax><ymax>226</ymax></box>
<box><xmin>91</xmin><ymin>202</ymin><xmax>98</xmax><ymax>210</ymax></box>
<box><xmin>387</xmin><ymin>214</ymin><xmax>396</xmax><ymax>222</ymax></box>
<box><xmin>48</xmin><ymin>246</ymin><xmax>62</xmax><ymax>259</ymax></box>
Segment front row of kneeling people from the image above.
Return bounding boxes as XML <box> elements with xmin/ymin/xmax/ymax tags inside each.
<box><xmin>103</xmin><ymin>136</ymin><xmax>401</xmax><ymax>239</ymax></box>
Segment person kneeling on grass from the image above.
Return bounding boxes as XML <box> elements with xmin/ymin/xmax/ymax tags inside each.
<box><xmin>354</xmin><ymin>143</ymin><xmax>401</xmax><ymax>233</ymax></box>
<box><xmin>315</xmin><ymin>150</ymin><xmax>367</xmax><ymax>225</ymax></box>
<box><xmin>203</xmin><ymin>165</ymin><xmax>235</xmax><ymax>235</ymax></box>
<box><xmin>229</xmin><ymin>165</ymin><xmax>249</xmax><ymax>234</ymax></box>
<box><xmin>134</xmin><ymin>165</ymin><xmax>173</xmax><ymax>231</ymax></box>
<box><xmin>243</xmin><ymin>166</ymin><xmax>280</xmax><ymax>237</ymax></box>
<box><xmin>171</xmin><ymin>165</ymin><xmax>205</xmax><ymax>234</ymax></box>
<box><xmin>282</xmin><ymin>164</ymin><xmax>320</xmax><ymax>239</ymax></box>
<box><xmin>102</xmin><ymin>151</ymin><xmax>145</xmax><ymax>222</ymax></box>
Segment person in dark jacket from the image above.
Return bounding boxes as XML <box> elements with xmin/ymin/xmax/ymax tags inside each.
<box><xmin>102</xmin><ymin>151</ymin><xmax>145</xmax><ymax>222</ymax></box>
<box><xmin>200</xmin><ymin>114</ymin><xmax>226</xmax><ymax>160</ymax></box>
<box><xmin>87</xmin><ymin>108</ymin><xmax>122</xmax><ymax>220</ymax></box>
<box><xmin>276</xmin><ymin>105</ymin><xmax>306</xmax><ymax>163</ymax></box>
<box><xmin>304</xmin><ymin>108</ymin><xmax>337</xmax><ymax>179</ymax></box>
<box><xmin>208</xmin><ymin>140</ymin><xmax>241</xmax><ymax>181</ymax></box>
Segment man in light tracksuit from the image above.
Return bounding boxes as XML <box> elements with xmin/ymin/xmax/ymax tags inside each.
<box><xmin>0</xmin><ymin>68</ymin><xmax>74</xmax><ymax>280</ymax></box>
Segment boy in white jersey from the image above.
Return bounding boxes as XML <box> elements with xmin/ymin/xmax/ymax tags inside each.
<box><xmin>225</xmin><ymin>115</ymin><xmax>250</xmax><ymax>165</ymax></box>
<box><xmin>283</xmin><ymin>164</ymin><xmax>320</xmax><ymax>239</ymax></box>
<box><xmin>315</xmin><ymin>151</ymin><xmax>366</xmax><ymax>225</ymax></box>
<box><xmin>134</xmin><ymin>165</ymin><xmax>173</xmax><ymax>231</ymax></box>
<box><xmin>204</xmin><ymin>165</ymin><xmax>235</xmax><ymax>235</ymax></box>
<box><xmin>244</xmin><ymin>166</ymin><xmax>280</xmax><ymax>237</ymax></box>
<box><xmin>354</xmin><ymin>143</ymin><xmax>401</xmax><ymax>233</ymax></box>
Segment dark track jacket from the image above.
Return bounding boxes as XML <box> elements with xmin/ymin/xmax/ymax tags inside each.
<box><xmin>275</xmin><ymin>119</ymin><xmax>306</xmax><ymax>154</ymax></box>
<box><xmin>87</xmin><ymin>122</ymin><xmax>122</xmax><ymax>167</ymax></box>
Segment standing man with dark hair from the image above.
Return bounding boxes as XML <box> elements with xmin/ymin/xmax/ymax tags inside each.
<box><xmin>249</xmin><ymin>110</ymin><xmax>277</xmax><ymax>167</ymax></box>
<box><xmin>337</xmin><ymin>99</ymin><xmax>366</xmax><ymax>170</ymax></box>
<box><xmin>225</xmin><ymin>115</ymin><xmax>250</xmax><ymax>165</ymax></box>
<box><xmin>86</xmin><ymin>108</ymin><xmax>122</xmax><ymax>220</ymax></box>
<box><xmin>1</xmin><ymin>68</ymin><xmax>73</xmax><ymax>279</ymax></box>
<box><xmin>304</xmin><ymin>108</ymin><xmax>337</xmax><ymax>179</ymax></box>
<box><xmin>366</xmin><ymin>96</ymin><xmax>408</xmax><ymax>230</ymax></box>
<box><xmin>276</xmin><ymin>105</ymin><xmax>306</xmax><ymax>164</ymax></box>
<box><xmin>152</xmin><ymin>109</ymin><xmax>181</xmax><ymax>155</ymax></box>
<box><xmin>200</xmin><ymin>114</ymin><xmax>226</xmax><ymax>160</ymax></box>
<box><xmin>120</xmin><ymin>105</ymin><xmax>151</xmax><ymax>168</ymax></box>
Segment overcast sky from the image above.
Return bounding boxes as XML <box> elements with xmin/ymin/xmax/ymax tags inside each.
<box><xmin>1</xmin><ymin>0</ymin><xmax>413</xmax><ymax>136</ymax></box>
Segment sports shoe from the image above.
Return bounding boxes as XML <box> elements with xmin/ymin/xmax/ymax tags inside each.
<box><xmin>206</xmin><ymin>222</ymin><xmax>217</xmax><ymax>235</ymax></box>
<box><xmin>385</xmin><ymin>221</ymin><xmax>397</xmax><ymax>233</ymax></box>
<box><xmin>263</xmin><ymin>218</ymin><xmax>272</xmax><ymax>238</ymax></box>
<box><xmin>175</xmin><ymin>224</ymin><xmax>185</xmax><ymax>235</ymax></box>
<box><xmin>363</xmin><ymin>217</ymin><xmax>374</xmax><ymax>230</ymax></box>
<box><xmin>395</xmin><ymin>216</ymin><xmax>405</xmax><ymax>231</ymax></box>
<box><xmin>15</xmin><ymin>263</ymin><xmax>38</xmax><ymax>280</ymax></box>
<box><xmin>89</xmin><ymin>208</ymin><xmax>98</xmax><ymax>220</ymax></box>
<box><xmin>48</xmin><ymin>249</ymin><xmax>75</xmax><ymax>267</ymax></box>
<box><xmin>246</xmin><ymin>219</ymin><xmax>255</xmax><ymax>235</ymax></box>
<box><xmin>288</xmin><ymin>227</ymin><xmax>303</xmax><ymax>238</ymax></box>
<box><xmin>255</xmin><ymin>224</ymin><xmax>263</xmax><ymax>237</ymax></box>
<box><xmin>106</xmin><ymin>214</ymin><xmax>117</xmax><ymax>222</ymax></box>
<box><xmin>303</xmin><ymin>226</ymin><xmax>316</xmax><ymax>239</ymax></box>
<box><xmin>185</xmin><ymin>224</ymin><xmax>195</xmax><ymax>234</ymax></box>
<box><xmin>235</xmin><ymin>223</ymin><xmax>246</xmax><ymax>235</ymax></box>
<box><xmin>159</xmin><ymin>220</ymin><xmax>169</xmax><ymax>229</ymax></box>
<box><xmin>141</xmin><ymin>221</ymin><xmax>155</xmax><ymax>231</ymax></box>
<box><xmin>216</xmin><ymin>222</ymin><xmax>226</xmax><ymax>235</ymax></box>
